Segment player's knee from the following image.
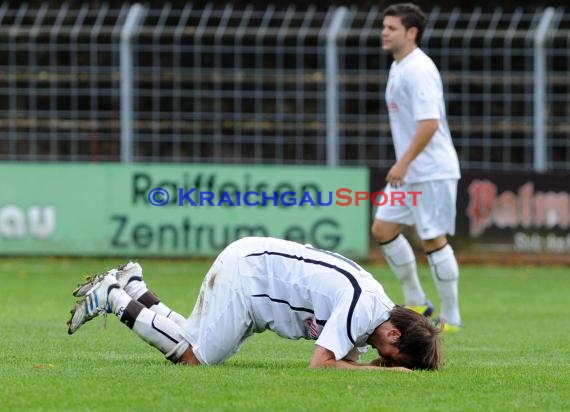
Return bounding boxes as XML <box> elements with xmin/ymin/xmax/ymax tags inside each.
<box><xmin>371</xmin><ymin>222</ymin><xmax>378</xmax><ymax>239</ymax></box>
<box><xmin>371</xmin><ymin>220</ymin><xmax>384</xmax><ymax>241</ymax></box>
<box><xmin>166</xmin><ymin>340</ymin><xmax>200</xmax><ymax>365</ymax></box>
<box><xmin>177</xmin><ymin>345</ymin><xmax>201</xmax><ymax>366</ymax></box>
<box><xmin>371</xmin><ymin>220</ymin><xmax>398</xmax><ymax>243</ymax></box>
<box><xmin>422</xmin><ymin>236</ymin><xmax>447</xmax><ymax>253</ymax></box>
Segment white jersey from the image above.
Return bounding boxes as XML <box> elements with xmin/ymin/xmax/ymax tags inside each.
<box><xmin>233</xmin><ymin>237</ymin><xmax>395</xmax><ymax>360</ymax></box>
<box><xmin>385</xmin><ymin>47</ymin><xmax>460</xmax><ymax>183</ymax></box>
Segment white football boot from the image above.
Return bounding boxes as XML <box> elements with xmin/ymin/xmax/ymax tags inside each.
<box><xmin>114</xmin><ymin>261</ymin><xmax>147</xmax><ymax>300</ymax></box>
<box><xmin>67</xmin><ymin>274</ymin><xmax>120</xmax><ymax>334</ymax></box>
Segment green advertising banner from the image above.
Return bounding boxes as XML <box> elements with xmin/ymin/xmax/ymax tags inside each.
<box><xmin>0</xmin><ymin>163</ymin><xmax>369</xmax><ymax>258</ymax></box>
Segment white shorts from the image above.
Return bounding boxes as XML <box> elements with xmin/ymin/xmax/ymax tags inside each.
<box><xmin>373</xmin><ymin>179</ymin><xmax>458</xmax><ymax>240</ymax></box>
<box><xmin>180</xmin><ymin>247</ymin><xmax>254</xmax><ymax>365</ymax></box>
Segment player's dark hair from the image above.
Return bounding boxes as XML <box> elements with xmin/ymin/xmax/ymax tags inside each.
<box><xmin>383</xmin><ymin>3</ymin><xmax>427</xmax><ymax>46</ymax></box>
<box><xmin>389</xmin><ymin>306</ymin><xmax>443</xmax><ymax>370</ymax></box>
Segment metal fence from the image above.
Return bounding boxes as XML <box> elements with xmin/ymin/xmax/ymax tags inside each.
<box><xmin>0</xmin><ymin>4</ymin><xmax>568</xmax><ymax>171</ymax></box>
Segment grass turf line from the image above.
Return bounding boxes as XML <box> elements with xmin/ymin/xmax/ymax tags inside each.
<box><xmin>0</xmin><ymin>259</ymin><xmax>569</xmax><ymax>411</ymax></box>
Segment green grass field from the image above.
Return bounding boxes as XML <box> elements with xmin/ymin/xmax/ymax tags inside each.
<box><xmin>1</xmin><ymin>258</ymin><xmax>569</xmax><ymax>411</ymax></box>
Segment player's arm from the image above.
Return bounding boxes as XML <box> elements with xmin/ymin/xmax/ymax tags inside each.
<box><xmin>309</xmin><ymin>345</ymin><xmax>371</xmax><ymax>369</ymax></box>
<box><xmin>309</xmin><ymin>345</ymin><xmax>410</xmax><ymax>371</ymax></box>
<box><xmin>386</xmin><ymin>119</ymin><xmax>439</xmax><ymax>186</ymax></box>
<box><xmin>359</xmin><ymin>357</ymin><xmax>411</xmax><ymax>372</ymax></box>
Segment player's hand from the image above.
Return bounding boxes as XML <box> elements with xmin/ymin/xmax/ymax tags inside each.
<box><xmin>385</xmin><ymin>366</ymin><xmax>412</xmax><ymax>372</ymax></box>
<box><xmin>386</xmin><ymin>161</ymin><xmax>409</xmax><ymax>187</ymax></box>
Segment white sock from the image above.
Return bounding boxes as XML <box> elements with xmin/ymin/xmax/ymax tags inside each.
<box><xmin>110</xmin><ymin>292</ymin><xmax>190</xmax><ymax>362</ymax></box>
<box><xmin>123</xmin><ymin>279</ymin><xmax>148</xmax><ymax>300</ymax></box>
<box><xmin>381</xmin><ymin>234</ymin><xmax>427</xmax><ymax>305</ymax></box>
<box><xmin>119</xmin><ymin>266</ymin><xmax>186</xmax><ymax>327</ymax></box>
<box><xmin>131</xmin><ymin>308</ymin><xmax>188</xmax><ymax>359</ymax></box>
<box><xmin>107</xmin><ymin>287</ymin><xmax>132</xmax><ymax>316</ymax></box>
<box><xmin>115</xmin><ymin>298</ymin><xmax>190</xmax><ymax>363</ymax></box>
<box><xmin>134</xmin><ymin>289</ymin><xmax>187</xmax><ymax>327</ymax></box>
<box><xmin>428</xmin><ymin>244</ymin><xmax>461</xmax><ymax>325</ymax></box>
<box><xmin>149</xmin><ymin>302</ymin><xmax>187</xmax><ymax>327</ymax></box>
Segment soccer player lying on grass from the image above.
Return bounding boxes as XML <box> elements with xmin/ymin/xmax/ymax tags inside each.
<box><xmin>67</xmin><ymin>237</ymin><xmax>442</xmax><ymax>371</ymax></box>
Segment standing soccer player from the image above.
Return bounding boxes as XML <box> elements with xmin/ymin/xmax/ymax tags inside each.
<box><xmin>371</xmin><ymin>3</ymin><xmax>462</xmax><ymax>331</ymax></box>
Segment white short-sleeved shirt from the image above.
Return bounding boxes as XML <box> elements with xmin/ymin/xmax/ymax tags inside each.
<box><xmin>233</xmin><ymin>237</ymin><xmax>395</xmax><ymax>360</ymax></box>
<box><xmin>385</xmin><ymin>48</ymin><xmax>460</xmax><ymax>183</ymax></box>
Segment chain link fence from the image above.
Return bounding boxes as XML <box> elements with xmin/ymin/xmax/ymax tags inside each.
<box><xmin>0</xmin><ymin>4</ymin><xmax>568</xmax><ymax>170</ymax></box>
